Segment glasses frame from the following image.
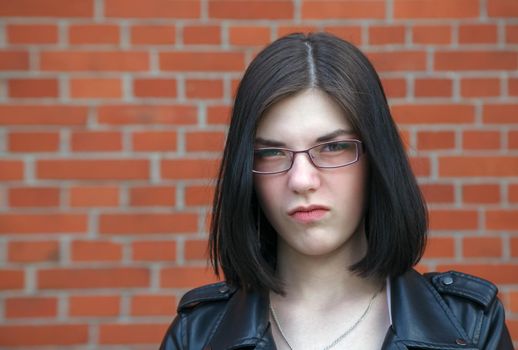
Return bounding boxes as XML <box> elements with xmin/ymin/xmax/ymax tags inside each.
<box><xmin>252</xmin><ymin>139</ymin><xmax>364</xmax><ymax>175</ymax></box>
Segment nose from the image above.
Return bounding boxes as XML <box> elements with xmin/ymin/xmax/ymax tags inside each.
<box><xmin>287</xmin><ymin>152</ymin><xmax>321</xmax><ymax>194</ymax></box>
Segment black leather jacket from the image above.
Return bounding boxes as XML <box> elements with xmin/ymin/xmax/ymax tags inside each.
<box><xmin>160</xmin><ymin>269</ymin><xmax>513</xmax><ymax>349</ymax></box>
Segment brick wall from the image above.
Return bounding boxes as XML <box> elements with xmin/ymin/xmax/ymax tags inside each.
<box><xmin>0</xmin><ymin>0</ymin><xmax>517</xmax><ymax>348</ymax></box>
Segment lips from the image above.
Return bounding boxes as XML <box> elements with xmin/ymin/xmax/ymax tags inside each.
<box><xmin>288</xmin><ymin>205</ymin><xmax>330</xmax><ymax>224</ymax></box>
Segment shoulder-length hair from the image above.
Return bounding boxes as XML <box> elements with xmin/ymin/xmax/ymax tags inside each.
<box><xmin>209</xmin><ymin>32</ymin><xmax>428</xmax><ymax>294</ymax></box>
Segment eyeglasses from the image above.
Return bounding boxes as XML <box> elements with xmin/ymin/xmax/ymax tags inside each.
<box><xmin>253</xmin><ymin>139</ymin><xmax>363</xmax><ymax>175</ymax></box>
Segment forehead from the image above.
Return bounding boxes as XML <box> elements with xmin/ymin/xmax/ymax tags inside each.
<box><xmin>255</xmin><ymin>89</ymin><xmax>352</xmax><ymax>143</ymax></box>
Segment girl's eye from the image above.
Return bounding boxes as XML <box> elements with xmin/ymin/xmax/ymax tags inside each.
<box><xmin>254</xmin><ymin>149</ymin><xmax>287</xmax><ymax>158</ymax></box>
<box><xmin>320</xmin><ymin>141</ymin><xmax>351</xmax><ymax>153</ymax></box>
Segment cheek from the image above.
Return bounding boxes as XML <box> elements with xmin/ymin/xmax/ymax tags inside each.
<box><xmin>254</xmin><ymin>177</ymin><xmax>283</xmax><ymax>214</ymax></box>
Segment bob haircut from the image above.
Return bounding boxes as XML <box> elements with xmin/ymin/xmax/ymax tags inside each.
<box><xmin>209</xmin><ymin>32</ymin><xmax>428</xmax><ymax>294</ymax></box>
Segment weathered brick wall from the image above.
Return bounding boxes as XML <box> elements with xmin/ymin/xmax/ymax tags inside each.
<box><xmin>0</xmin><ymin>0</ymin><xmax>517</xmax><ymax>348</ymax></box>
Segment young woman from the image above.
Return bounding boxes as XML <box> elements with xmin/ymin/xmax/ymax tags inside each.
<box><xmin>160</xmin><ymin>32</ymin><xmax>513</xmax><ymax>350</ymax></box>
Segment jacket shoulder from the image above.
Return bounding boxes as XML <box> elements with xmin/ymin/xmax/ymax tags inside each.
<box><xmin>424</xmin><ymin>270</ymin><xmax>498</xmax><ymax>310</ymax></box>
<box><xmin>177</xmin><ymin>281</ymin><xmax>237</xmax><ymax>313</ymax></box>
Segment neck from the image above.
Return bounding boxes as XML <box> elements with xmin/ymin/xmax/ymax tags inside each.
<box><xmin>274</xmin><ymin>231</ymin><xmax>380</xmax><ymax>304</ymax></box>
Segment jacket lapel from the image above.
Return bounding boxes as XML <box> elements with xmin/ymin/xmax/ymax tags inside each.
<box><xmin>207</xmin><ymin>288</ymin><xmax>275</xmax><ymax>349</ymax></box>
<box><xmin>385</xmin><ymin>269</ymin><xmax>478</xmax><ymax>349</ymax></box>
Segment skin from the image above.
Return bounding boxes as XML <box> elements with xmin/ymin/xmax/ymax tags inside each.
<box><xmin>253</xmin><ymin>89</ymin><xmax>389</xmax><ymax>349</ymax></box>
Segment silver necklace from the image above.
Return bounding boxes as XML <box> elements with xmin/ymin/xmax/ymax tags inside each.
<box><xmin>269</xmin><ymin>285</ymin><xmax>383</xmax><ymax>350</ymax></box>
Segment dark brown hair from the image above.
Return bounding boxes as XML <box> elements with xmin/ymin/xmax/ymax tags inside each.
<box><xmin>209</xmin><ymin>32</ymin><xmax>428</xmax><ymax>293</ymax></box>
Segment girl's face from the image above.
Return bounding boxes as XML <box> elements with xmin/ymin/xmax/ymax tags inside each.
<box><xmin>253</xmin><ymin>89</ymin><xmax>368</xmax><ymax>260</ymax></box>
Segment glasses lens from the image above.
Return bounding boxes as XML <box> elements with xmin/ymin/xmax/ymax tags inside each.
<box><xmin>310</xmin><ymin>141</ymin><xmax>358</xmax><ymax>167</ymax></box>
<box><xmin>253</xmin><ymin>148</ymin><xmax>291</xmax><ymax>173</ymax></box>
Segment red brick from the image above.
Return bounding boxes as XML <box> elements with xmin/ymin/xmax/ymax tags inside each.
<box><xmin>368</xmin><ymin>25</ymin><xmax>405</xmax><ymax>45</ymax></box>
<box><xmin>207</xmin><ymin>105</ymin><xmax>231</xmax><ymax>125</ymax></box>
<box><xmin>0</xmin><ymin>160</ymin><xmax>23</xmax><ymax>180</ymax></box>
<box><xmin>69</xmin><ymin>295</ymin><xmax>120</xmax><ymax>317</ymax></box>
<box><xmin>0</xmin><ymin>270</ymin><xmax>24</xmax><ymax>290</ymax></box>
<box><xmin>71</xmin><ymin>131</ymin><xmax>122</xmax><ymax>151</ymax></box>
<box><xmin>391</xmin><ymin>104</ymin><xmax>474</xmax><ymax>124</ymax></box>
<box><xmin>183</xmin><ymin>25</ymin><xmax>221</xmax><ymax>45</ymax></box>
<box><xmin>69</xmin><ymin>24</ymin><xmax>119</xmax><ymax>44</ymax></box>
<box><xmin>414</xmin><ymin>78</ymin><xmax>452</xmax><ymax>97</ymax></box>
<box><xmin>6</xmin><ymin>297</ymin><xmax>57</xmax><ymax>318</ymax></box>
<box><xmin>129</xmin><ymin>186</ymin><xmax>176</xmax><ymax>206</ymax></box>
<box><xmin>322</xmin><ymin>26</ymin><xmax>362</xmax><ymax>46</ymax></box>
<box><xmin>510</xmin><ymin>290</ymin><xmax>518</xmax><ymax>312</ymax></box>
<box><xmin>0</xmin><ymin>0</ymin><xmax>93</xmax><ymax>17</ymax></box>
<box><xmin>185</xmin><ymin>239</ymin><xmax>208</xmax><ymax>260</ymax></box>
<box><xmin>185</xmin><ymin>185</ymin><xmax>215</xmax><ymax>206</ymax></box>
<box><xmin>509</xmin><ymin>78</ymin><xmax>518</xmax><ymax>96</ymax></box>
<box><xmin>0</xmin><ymin>105</ymin><xmax>87</xmax><ymax>126</ymax></box>
<box><xmin>459</xmin><ymin>24</ymin><xmax>498</xmax><ymax>44</ymax></box>
<box><xmin>161</xmin><ymin>159</ymin><xmax>220</xmax><ymax>179</ymax></box>
<box><xmin>41</xmin><ymin>51</ymin><xmax>149</xmax><ymax>72</ymax></box>
<box><xmin>394</xmin><ymin>0</ymin><xmax>479</xmax><ymax>18</ymax></box>
<box><xmin>422</xmin><ymin>236</ymin><xmax>455</xmax><ymax>258</ymax></box>
<box><xmin>510</xmin><ymin>131</ymin><xmax>518</xmax><ymax>149</ymax></box>
<box><xmin>0</xmin><ymin>325</ymin><xmax>88</xmax><ymax>347</ymax></box>
<box><xmin>160</xmin><ymin>52</ymin><xmax>244</xmax><ymax>71</ymax></box>
<box><xmin>131</xmin><ymin>25</ymin><xmax>175</xmax><ymax>45</ymax></box>
<box><xmin>100</xmin><ymin>213</ymin><xmax>197</xmax><ymax>234</ymax></box>
<box><xmin>132</xmin><ymin>241</ymin><xmax>176</xmax><ymax>261</ymax></box>
<box><xmin>0</xmin><ymin>51</ymin><xmax>29</xmax><ymax>70</ymax></box>
<box><xmin>419</xmin><ymin>184</ymin><xmax>455</xmax><ymax>203</ymax></box>
<box><xmin>210</xmin><ymin>0</ymin><xmax>293</xmax><ymax>19</ymax></box>
<box><xmin>8</xmin><ymin>78</ymin><xmax>59</xmax><ymax>98</ymax></box>
<box><xmin>278</xmin><ymin>26</ymin><xmax>319</xmax><ymax>39</ymax></box>
<box><xmin>412</xmin><ymin>25</ymin><xmax>452</xmax><ymax>44</ymax></box>
<box><xmin>417</xmin><ymin>131</ymin><xmax>455</xmax><ymax>150</ymax></box>
<box><xmin>463</xmin><ymin>237</ymin><xmax>502</xmax><ymax>257</ymax></box>
<box><xmin>435</xmin><ymin>51</ymin><xmax>517</xmax><ymax>71</ymax></box>
<box><xmin>229</xmin><ymin>26</ymin><xmax>270</xmax><ymax>46</ymax></box>
<box><xmin>410</xmin><ymin>157</ymin><xmax>430</xmax><ymax>177</ymax></box>
<box><xmin>71</xmin><ymin>240</ymin><xmax>123</xmax><ymax>262</ymax></box>
<box><xmin>506</xmin><ymin>25</ymin><xmax>518</xmax><ymax>44</ymax></box>
<box><xmin>462</xmin><ymin>130</ymin><xmax>500</xmax><ymax>150</ymax></box>
<box><xmin>510</xmin><ymin>184</ymin><xmax>518</xmax><ymax>203</ymax></box>
<box><xmin>132</xmin><ymin>131</ymin><xmax>177</xmax><ymax>151</ymax></box>
<box><xmin>488</xmin><ymin>0</ymin><xmax>518</xmax><ymax>17</ymax></box>
<box><xmin>381</xmin><ymin>78</ymin><xmax>406</xmax><ymax>98</ymax></box>
<box><xmin>98</xmin><ymin>105</ymin><xmax>197</xmax><ymax>125</ymax></box>
<box><xmin>8</xmin><ymin>131</ymin><xmax>60</xmax><ymax>152</ymax></box>
<box><xmin>486</xmin><ymin>210</ymin><xmax>518</xmax><ymax>230</ymax></box>
<box><xmin>436</xmin><ymin>264</ymin><xmax>518</xmax><ymax>284</ymax></box>
<box><xmin>8</xmin><ymin>241</ymin><xmax>60</xmax><ymax>262</ymax></box>
<box><xmin>37</xmin><ymin>159</ymin><xmax>149</xmax><ymax>180</ymax></box>
<box><xmin>512</xmin><ymin>237</ymin><xmax>518</xmax><ymax>256</ymax></box>
<box><xmin>440</xmin><ymin>156</ymin><xmax>518</xmax><ymax>177</ymax></box>
<box><xmin>429</xmin><ymin>210</ymin><xmax>479</xmax><ymax>230</ymax></box>
<box><xmin>302</xmin><ymin>0</ymin><xmax>384</xmax><ymax>19</ymax></box>
<box><xmin>461</xmin><ymin>78</ymin><xmax>500</xmax><ymax>97</ymax></box>
<box><xmin>483</xmin><ymin>104</ymin><xmax>518</xmax><ymax>124</ymax></box>
<box><xmin>38</xmin><ymin>268</ymin><xmax>150</xmax><ymax>289</ymax></box>
<box><xmin>0</xmin><ymin>214</ymin><xmax>87</xmax><ymax>234</ymax></box>
<box><xmin>70</xmin><ymin>186</ymin><xmax>119</xmax><ymax>207</ymax></box>
<box><xmin>133</xmin><ymin>79</ymin><xmax>177</xmax><ymax>98</ymax></box>
<box><xmin>186</xmin><ymin>79</ymin><xmax>223</xmax><ymax>99</ymax></box>
<box><xmin>160</xmin><ymin>267</ymin><xmax>218</xmax><ymax>288</ymax></box>
<box><xmin>7</xmin><ymin>24</ymin><xmax>58</xmax><ymax>44</ymax></box>
<box><xmin>105</xmin><ymin>0</ymin><xmax>200</xmax><ymax>18</ymax></box>
<box><xmin>70</xmin><ymin>78</ymin><xmax>122</xmax><ymax>98</ymax></box>
<box><xmin>368</xmin><ymin>51</ymin><xmax>427</xmax><ymax>72</ymax></box>
<box><xmin>131</xmin><ymin>295</ymin><xmax>176</xmax><ymax>316</ymax></box>
<box><xmin>9</xmin><ymin>187</ymin><xmax>60</xmax><ymax>207</ymax></box>
<box><xmin>463</xmin><ymin>184</ymin><xmax>500</xmax><ymax>204</ymax></box>
<box><xmin>185</xmin><ymin>131</ymin><xmax>225</xmax><ymax>152</ymax></box>
<box><xmin>99</xmin><ymin>323</ymin><xmax>167</xmax><ymax>344</ymax></box>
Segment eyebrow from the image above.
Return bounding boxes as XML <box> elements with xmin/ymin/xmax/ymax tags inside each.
<box><xmin>255</xmin><ymin>129</ymin><xmax>354</xmax><ymax>147</ymax></box>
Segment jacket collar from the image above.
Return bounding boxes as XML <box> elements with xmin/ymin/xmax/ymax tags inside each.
<box><xmin>387</xmin><ymin>269</ymin><xmax>475</xmax><ymax>349</ymax></box>
<box><xmin>207</xmin><ymin>269</ymin><xmax>474</xmax><ymax>349</ymax></box>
